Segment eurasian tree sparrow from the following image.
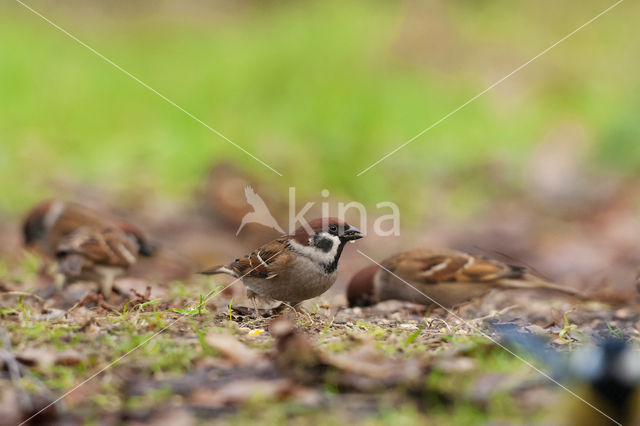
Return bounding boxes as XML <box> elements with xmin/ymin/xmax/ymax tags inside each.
<box><xmin>202</xmin><ymin>217</ymin><xmax>363</xmax><ymax>308</ymax></box>
<box><xmin>23</xmin><ymin>200</ymin><xmax>155</xmax><ymax>295</ymax></box>
<box><xmin>347</xmin><ymin>249</ymin><xmax>582</xmax><ymax>308</ymax></box>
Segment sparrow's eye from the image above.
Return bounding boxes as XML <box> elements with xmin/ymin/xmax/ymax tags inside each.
<box><xmin>328</xmin><ymin>224</ymin><xmax>338</xmax><ymax>233</ymax></box>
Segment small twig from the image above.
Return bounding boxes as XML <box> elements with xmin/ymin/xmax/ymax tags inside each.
<box><xmin>66</xmin><ymin>293</ymin><xmax>95</xmax><ymax>314</ymax></box>
<box><xmin>471</xmin><ymin>304</ymin><xmax>521</xmax><ymax>324</ymax></box>
<box><xmin>425</xmin><ymin>317</ymin><xmax>452</xmax><ymax>333</ymax></box>
<box><xmin>283</xmin><ymin>301</ymin><xmax>314</xmax><ymax>325</ymax></box>
<box><xmin>66</xmin><ymin>292</ymin><xmax>116</xmax><ymax>314</ymax></box>
<box><xmin>129</xmin><ymin>286</ymin><xmax>151</xmax><ymax>303</ymax></box>
<box><xmin>0</xmin><ymin>291</ymin><xmax>46</xmax><ymax>306</ymax></box>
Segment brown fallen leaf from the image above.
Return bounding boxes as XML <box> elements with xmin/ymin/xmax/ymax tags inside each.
<box><xmin>15</xmin><ymin>348</ymin><xmax>83</xmax><ymax>368</ymax></box>
<box><xmin>271</xmin><ymin>319</ymin><xmax>322</xmax><ymax>372</ymax></box>
<box><xmin>205</xmin><ymin>332</ymin><xmax>262</xmax><ymax>365</ymax></box>
<box><xmin>189</xmin><ymin>379</ymin><xmax>296</xmax><ymax>408</ymax></box>
<box><xmin>326</xmin><ymin>344</ymin><xmax>423</xmax><ymax>381</ymax></box>
<box><xmin>270</xmin><ymin>319</ymin><xmax>428</xmax><ymax>391</ymax></box>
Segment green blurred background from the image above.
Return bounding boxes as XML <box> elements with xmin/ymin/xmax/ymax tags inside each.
<box><xmin>1</xmin><ymin>0</ymin><xmax>638</xmax><ymax>216</ymax></box>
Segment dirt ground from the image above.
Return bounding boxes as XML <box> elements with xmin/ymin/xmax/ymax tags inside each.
<box><xmin>1</xmin><ymin>173</ymin><xmax>640</xmax><ymax>425</ymax></box>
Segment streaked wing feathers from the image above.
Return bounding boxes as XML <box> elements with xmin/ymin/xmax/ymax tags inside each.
<box><xmin>56</xmin><ymin>226</ymin><xmax>139</xmax><ymax>268</ymax></box>
<box><xmin>228</xmin><ymin>238</ymin><xmax>289</xmax><ymax>279</ymax></box>
<box><xmin>384</xmin><ymin>249</ymin><xmax>524</xmax><ymax>285</ymax></box>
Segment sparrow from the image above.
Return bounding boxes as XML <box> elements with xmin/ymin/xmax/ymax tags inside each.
<box><xmin>496</xmin><ymin>324</ymin><xmax>640</xmax><ymax>426</ymax></box>
<box><xmin>23</xmin><ymin>200</ymin><xmax>155</xmax><ymax>295</ymax></box>
<box><xmin>347</xmin><ymin>248</ymin><xmax>583</xmax><ymax>308</ymax></box>
<box><xmin>563</xmin><ymin>339</ymin><xmax>640</xmax><ymax>426</ymax></box>
<box><xmin>201</xmin><ymin>217</ymin><xmax>363</xmax><ymax>309</ymax></box>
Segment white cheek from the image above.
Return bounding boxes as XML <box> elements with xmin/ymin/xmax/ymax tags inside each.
<box><xmin>290</xmin><ymin>233</ymin><xmax>340</xmax><ymax>266</ymax></box>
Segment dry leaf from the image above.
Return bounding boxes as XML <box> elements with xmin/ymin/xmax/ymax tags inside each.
<box><xmin>205</xmin><ymin>332</ymin><xmax>262</xmax><ymax>365</ymax></box>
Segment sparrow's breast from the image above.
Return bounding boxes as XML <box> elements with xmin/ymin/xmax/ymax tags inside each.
<box><xmin>378</xmin><ymin>275</ymin><xmax>494</xmax><ymax>308</ymax></box>
<box><xmin>243</xmin><ymin>256</ymin><xmax>338</xmax><ymax>304</ymax></box>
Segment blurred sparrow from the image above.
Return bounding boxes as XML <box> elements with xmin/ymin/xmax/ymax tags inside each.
<box><xmin>23</xmin><ymin>200</ymin><xmax>155</xmax><ymax>295</ymax></box>
<box><xmin>24</xmin><ymin>200</ymin><xmax>107</xmax><ymax>255</ymax></box>
<box><xmin>347</xmin><ymin>249</ymin><xmax>582</xmax><ymax>308</ymax></box>
<box><xmin>561</xmin><ymin>339</ymin><xmax>640</xmax><ymax>426</ymax></box>
<box><xmin>498</xmin><ymin>325</ymin><xmax>640</xmax><ymax>425</ymax></box>
<box><xmin>201</xmin><ymin>218</ymin><xmax>363</xmax><ymax>310</ymax></box>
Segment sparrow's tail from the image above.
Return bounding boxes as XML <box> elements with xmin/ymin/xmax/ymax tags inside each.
<box><xmin>500</xmin><ymin>274</ymin><xmax>587</xmax><ymax>299</ymax></box>
<box><xmin>199</xmin><ymin>265</ymin><xmax>237</xmax><ymax>277</ymax></box>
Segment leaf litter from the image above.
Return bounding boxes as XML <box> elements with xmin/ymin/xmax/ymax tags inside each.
<box><xmin>1</xmin><ymin>170</ymin><xmax>640</xmax><ymax>424</ymax></box>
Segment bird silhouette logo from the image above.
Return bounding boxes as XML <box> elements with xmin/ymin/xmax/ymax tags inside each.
<box><xmin>236</xmin><ymin>186</ymin><xmax>285</xmax><ymax>235</ymax></box>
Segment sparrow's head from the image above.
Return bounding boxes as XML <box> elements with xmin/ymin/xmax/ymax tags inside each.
<box><xmin>292</xmin><ymin>217</ymin><xmax>364</xmax><ymax>246</ymax></box>
<box><xmin>22</xmin><ymin>200</ymin><xmax>60</xmax><ymax>247</ymax></box>
<box><xmin>571</xmin><ymin>339</ymin><xmax>640</xmax><ymax>417</ymax></box>
<box><xmin>114</xmin><ymin>221</ymin><xmax>157</xmax><ymax>257</ymax></box>
<box><xmin>346</xmin><ymin>264</ymin><xmax>379</xmax><ymax>307</ymax></box>
<box><xmin>290</xmin><ymin>218</ymin><xmax>363</xmax><ymax>273</ymax></box>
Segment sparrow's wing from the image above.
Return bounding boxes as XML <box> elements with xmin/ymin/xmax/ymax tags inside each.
<box><xmin>244</xmin><ymin>186</ymin><xmax>270</xmax><ymax>211</ymax></box>
<box><xmin>57</xmin><ymin>227</ymin><xmax>138</xmax><ymax>268</ymax></box>
<box><xmin>385</xmin><ymin>249</ymin><xmax>524</xmax><ymax>285</ymax></box>
<box><xmin>49</xmin><ymin>203</ymin><xmax>111</xmax><ymax>247</ymax></box>
<box><xmin>228</xmin><ymin>238</ymin><xmax>291</xmax><ymax>279</ymax></box>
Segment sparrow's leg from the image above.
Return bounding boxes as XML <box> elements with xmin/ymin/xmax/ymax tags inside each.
<box><xmin>97</xmin><ymin>268</ymin><xmax>119</xmax><ymax>297</ymax></box>
<box><xmin>251</xmin><ymin>297</ymin><xmax>262</xmax><ymax>319</ymax></box>
<box><xmin>246</xmin><ymin>290</ymin><xmax>262</xmax><ymax>319</ymax></box>
<box><xmin>101</xmin><ymin>277</ymin><xmax>113</xmax><ymax>298</ymax></box>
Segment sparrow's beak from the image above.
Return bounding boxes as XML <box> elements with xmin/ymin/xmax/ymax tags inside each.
<box><xmin>138</xmin><ymin>240</ymin><xmax>158</xmax><ymax>257</ymax></box>
<box><xmin>343</xmin><ymin>225</ymin><xmax>364</xmax><ymax>241</ymax></box>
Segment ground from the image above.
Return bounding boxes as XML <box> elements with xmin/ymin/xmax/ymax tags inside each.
<box><xmin>1</xmin><ymin>170</ymin><xmax>640</xmax><ymax>425</ymax></box>
<box><xmin>0</xmin><ymin>164</ymin><xmax>640</xmax><ymax>425</ymax></box>
<box><xmin>3</xmin><ymin>1</ymin><xmax>640</xmax><ymax>424</ymax></box>
<box><xmin>1</xmin><ymin>234</ymin><xmax>638</xmax><ymax>425</ymax></box>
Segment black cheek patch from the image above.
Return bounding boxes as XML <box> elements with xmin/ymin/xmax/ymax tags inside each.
<box><xmin>315</xmin><ymin>237</ymin><xmax>334</xmax><ymax>253</ymax></box>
